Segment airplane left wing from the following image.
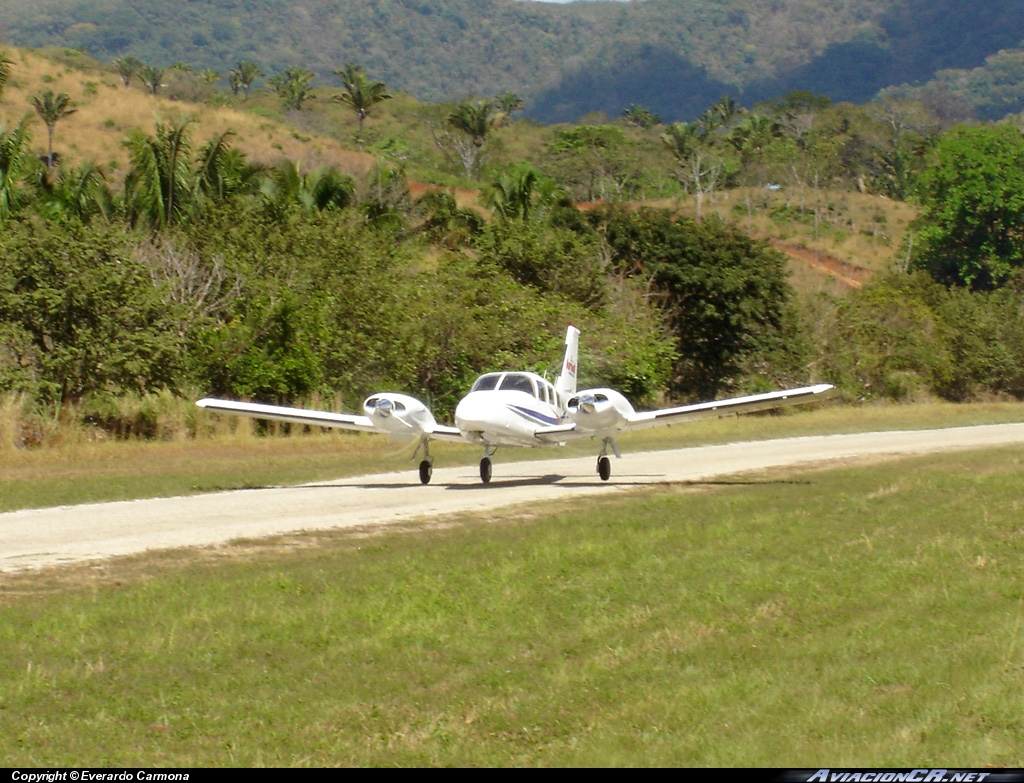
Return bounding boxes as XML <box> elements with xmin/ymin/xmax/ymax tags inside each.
<box><xmin>623</xmin><ymin>383</ymin><xmax>835</xmax><ymax>431</ymax></box>
<box><xmin>533</xmin><ymin>383</ymin><xmax>834</xmax><ymax>443</ymax></box>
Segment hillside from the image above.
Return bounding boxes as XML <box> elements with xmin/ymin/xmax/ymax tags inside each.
<box><xmin>0</xmin><ymin>49</ymin><xmax>373</xmax><ymax>181</ymax></box>
<box><xmin>2</xmin><ymin>0</ymin><xmax>1023</xmax><ymax>121</ymax></box>
<box><xmin>0</xmin><ymin>46</ymin><xmax>914</xmax><ymax>295</ymax></box>
<box><xmin>882</xmin><ymin>44</ymin><xmax>1024</xmax><ymax>121</ymax></box>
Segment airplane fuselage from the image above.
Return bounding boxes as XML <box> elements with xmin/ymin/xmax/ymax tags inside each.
<box><xmin>454</xmin><ymin>371</ymin><xmax>565</xmax><ymax>447</ymax></box>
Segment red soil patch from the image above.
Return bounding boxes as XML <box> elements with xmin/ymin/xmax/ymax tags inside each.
<box><xmin>769</xmin><ymin>240</ymin><xmax>874</xmax><ymax>290</ymax></box>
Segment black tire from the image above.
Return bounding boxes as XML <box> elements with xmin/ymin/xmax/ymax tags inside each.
<box><xmin>419</xmin><ymin>459</ymin><xmax>433</xmax><ymax>485</ymax></box>
<box><xmin>598</xmin><ymin>455</ymin><xmax>611</xmax><ymax>481</ymax></box>
<box><xmin>480</xmin><ymin>457</ymin><xmax>492</xmax><ymax>485</ymax></box>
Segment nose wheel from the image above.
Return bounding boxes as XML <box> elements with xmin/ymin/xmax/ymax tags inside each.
<box><xmin>597</xmin><ymin>455</ymin><xmax>611</xmax><ymax>481</ymax></box>
<box><xmin>479</xmin><ymin>456</ymin><xmax>492</xmax><ymax>484</ymax></box>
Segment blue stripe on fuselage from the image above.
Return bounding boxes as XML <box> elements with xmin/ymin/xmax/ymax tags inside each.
<box><xmin>507</xmin><ymin>404</ymin><xmax>560</xmax><ymax>426</ymax></box>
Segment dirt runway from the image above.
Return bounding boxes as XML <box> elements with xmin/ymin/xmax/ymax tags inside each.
<box><xmin>4</xmin><ymin>423</ymin><xmax>1024</xmax><ymax>572</ymax></box>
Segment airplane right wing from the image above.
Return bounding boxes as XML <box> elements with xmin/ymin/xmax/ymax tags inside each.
<box><xmin>196</xmin><ymin>398</ymin><xmax>379</xmax><ymax>432</ymax></box>
<box><xmin>196</xmin><ymin>395</ymin><xmax>466</xmax><ymax>443</ymax></box>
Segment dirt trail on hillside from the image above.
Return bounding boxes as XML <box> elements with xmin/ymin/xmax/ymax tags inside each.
<box><xmin>769</xmin><ymin>240</ymin><xmax>875</xmax><ymax>289</ymax></box>
<box><xmin>3</xmin><ymin>424</ymin><xmax>1024</xmax><ymax>573</ymax></box>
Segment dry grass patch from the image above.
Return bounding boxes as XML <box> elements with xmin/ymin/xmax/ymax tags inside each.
<box><xmin>0</xmin><ymin>48</ymin><xmax>374</xmax><ymax>180</ymax></box>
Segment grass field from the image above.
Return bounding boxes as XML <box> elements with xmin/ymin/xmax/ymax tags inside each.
<box><xmin>1</xmin><ymin>446</ymin><xmax>1022</xmax><ymax>765</ymax></box>
<box><xmin>3</xmin><ymin>400</ymin><xmax>1023</xmax><ymax>512</ymax></box>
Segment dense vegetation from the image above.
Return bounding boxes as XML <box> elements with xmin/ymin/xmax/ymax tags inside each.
<box><xmin>2</xmin><ymin>0</ymin><xmax>1024</xmax><ymax>122</ymax></box>
<box><xmin>3</xmin><ymin>45</ymin><xmax>1024</xmax><ymax>444</ymax></box>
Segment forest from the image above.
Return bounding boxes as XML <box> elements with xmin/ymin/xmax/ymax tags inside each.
<box><xmin>2</xmin><ymin>44</ymin><xmax>1024</xmax><ymax>444</ymax></box>
<box><xmin>2</xmin><ymin>0</ymin><xmax>1024</xmax><ymax>122</ymax></box>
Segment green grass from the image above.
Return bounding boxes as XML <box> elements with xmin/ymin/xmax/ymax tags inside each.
<box><xmin>1</xmin><ymin>447</ymin><xmax>1023</xmax><ymax>765</ymax></box>
<box><xmin>2</xmin><ymin>400</ymin><xmax>1024</xmax><ymax>512</ymax></box>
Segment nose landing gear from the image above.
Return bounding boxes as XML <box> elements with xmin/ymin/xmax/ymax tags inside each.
<box><xmin>479</xmin><ymin>445</ymin><xmax>495</xmax><ymax>484</ymax></box>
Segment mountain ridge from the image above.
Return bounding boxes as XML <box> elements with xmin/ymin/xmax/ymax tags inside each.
<box><xmin>2</xmin><ymin>0</ymin><xmax>1023</xmax><ymax>121</ymax></box>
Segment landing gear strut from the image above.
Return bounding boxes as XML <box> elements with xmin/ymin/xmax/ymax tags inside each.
<box><xmin>479</xmin><ymin>446</ymin><xmax>494</xmax><ymax>485</ymax></box>
<box><xmin>597</xmin><ymin>437</ymin><xmax>619</xmax><ymax>482</ymax></box>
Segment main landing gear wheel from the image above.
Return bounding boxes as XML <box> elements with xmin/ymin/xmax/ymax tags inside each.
<box><xmin>479</xmin><ymin>456</ymin><xmax>493</xmax><ymax>485</ymax></box>
<box><xmin>597</xmin><ymin>455</ymin><xmax>611</xmax><ymax>482</ymax></box>
<box><xmin>419</xmin><ymin>459</ymin><xmax>433</xmax><ymax>485</ymax></box>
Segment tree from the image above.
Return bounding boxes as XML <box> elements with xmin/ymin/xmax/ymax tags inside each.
<box><xmin>914</xmin><ymin>124</ymin><xmax>1024</xmax><ymax>289</ymax></box>
<box><xmin>548</xmin><ymin>125</ymin><xmax>636</xmax><ymax>202</ymax></box>
<box><xmin>662</xmin><ymin>121</ymin><xmax>722</xmax><ymax>223</ymax></box>
<box><xmin>494</xmin><ymin>92</ymin><xmax>524</xmax><ymax>125</ymax></box>
<box><xmin>112</xmin><ymin>55</ymin><xmax>142</xmax><ymax>88</ymax></box>
<box><xmin>124</xmin><ymin>120</ymin><xmax>243</xmax><ymax>229</ymax></box>
<box><xmin>38</xmin><ymin>162</ymin><xmax>114</xmax><ymax>223</ymax></box>
<box><xmin>140</xmin><ymin>65</ymin><xmax>165</xmax><ymax>96</ymax></box>
<box><xmin>599</xmin><ymin>207</ymin><xmax>800</xmax><ymax>398</ymax></box>
<box><xmin>333</xmin><ymin>63</ymin><xmax>391</xmax><ymax>140</ymax></box>
<box><xmin>0</xmin><ymin>116</ymin><xmax>33</xmax><ymax>223</ymax></box>
<box><xmin>268</xmin><ymin>67</ymin><xmax>316</xmax><ymax>111</ymax></box>
<box><xmin>260</xmin><ymin>161</ymin><xmax>354</xmax><ymax>213</ymax></box>
<box><xmin>443</xmin><ymin>99</ymin><xmax>499</xmax><ymax>178</ymax></box>
<box><xmin>0</xmin><ymin>220</ymin><xmax>183</xmax><ymax>405</ymax></box>
<box><xmin>0</xmin><ymin>51</ymin><xmax>13</xmax><ymax>100</ymax></box>
<box><xmin>228</xmin><ymin>60</ymin><xmax>263</xmax><ymax>98</ymax></box>
<box><xmin>621</xmin><ymin>104</ymin><xmax>661</xmax><ymax>129</ymax></box>
<box><xmin>30</xmin><ymin>89</ymin><xmax>76</xmax><ymax>172</ymax></box>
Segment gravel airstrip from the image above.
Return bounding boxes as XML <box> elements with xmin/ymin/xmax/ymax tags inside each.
<box><xmin>4</xmin><ymin>423</ymin><xmax>1024</xmax><ymax>573</ymax></box>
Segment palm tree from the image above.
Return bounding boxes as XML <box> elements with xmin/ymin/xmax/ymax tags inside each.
<box><xmin>124</xmin><ymin>120</ymin><xmax>246</xmax><ymax>229</ymax></box>
<box><xmin>448</xmin><ymin>100</ymin><xmax>496</xmax><ymax>148</ymax></box>
<box><xmin>140</xmin><ymin>65</ymin><xmax>165</xmax><ymax>96</ymax></box>
<box><xmin>228</xmin><ymin>61</ymin><xmax>263</xmax><ymax>98</ymax></box>
<box><xmin>112</xmin><ymin>55</ymin><xmax>142</xmax><ymax>87</ymax></box>
<box><xmin>0</xmin><ymin>116</ymin><xmax>34</xmax><ymax>222</ymax></box>
<box><xmin>268</xmin><ymin>67</ymin><xmax>316</xmax><ymax>111</ymax></box>
<box><xmin>493</xmin><ymin>92</ymin><xmax>524</xmax><ymax>126</ymax></box>
<box><xmin>333</xmin><ymin>63</ymin><xmax>391</xmax><ymax>139</ymax></box>
<box><xmin>39</xmin><ymin>162</ymin><xmax>115</xmax><ymax>222</ymax></box>
<box><xmin>260</xmin><ymin>161</ymin><xmax>354</xmax><ymax>213</ymax></box>
<box><xmin>31</xmin><ymin>89</ymin><xmax>76</xmax><ymax>171</ymax></box>
<box><xmin>486</xmin><ymin>164</ymin><xmax>558</xmax><ymax>222</ymax></box>
<box><xmin>0</xmin><ymin>51</ymin><xmax>14</xmax><ymax>100</ymax></box>
<box><xmin>446</xmin><ymin>99</ymin><xmax>498</xmax><ymax>178</ymax></box>
<box><xmin>662</xmin><ymin>121</ymin><xmax>722</xmax><ymax>223</ymax></box>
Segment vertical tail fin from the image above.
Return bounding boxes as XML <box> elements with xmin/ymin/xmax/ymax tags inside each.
<box><xmin>555</xmin><ymin>325</ymin><xmax>580</xmax><ymax>401</ymax></box>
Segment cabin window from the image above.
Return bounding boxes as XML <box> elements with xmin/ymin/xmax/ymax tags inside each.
<box><xmin>471</xmin><ymin>374</ymin><xmax>500</xmax><ymax>392</ymax></box>
<box><xmin>499</xmin><ymin>373</ymin><xmax>537</xmax><ymax>397</ymax></box>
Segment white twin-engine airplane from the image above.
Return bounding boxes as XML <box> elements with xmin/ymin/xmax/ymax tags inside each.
<box><xmin>197</xmin><ymin>326</ymin><xmax>834</xmax><ymax>485</ymax></box>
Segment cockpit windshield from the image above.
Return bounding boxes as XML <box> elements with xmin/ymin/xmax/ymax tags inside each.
<box><xmin>470</xmin><ymin>373</ymin><xmax>501</xmax><ymax>392</ymax></box>
<box><xmin>498</xmin><ymin>373</ymin><xmax>537</xmax><ymax>397</ymax></box>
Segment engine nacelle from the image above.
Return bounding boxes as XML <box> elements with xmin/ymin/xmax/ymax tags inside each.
<box><xmin>566</xmin><ymin>388</ymin><xmax>635</xmax><ymax>434</ymax></box>
<box><xmin>363</xmin><ymin>393</ymin><xmax>437</xmax><ymax>442</ymax></box>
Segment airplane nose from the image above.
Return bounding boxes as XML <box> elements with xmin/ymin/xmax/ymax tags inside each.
<box><xmin>454</xmin><ymin>394</ymin><xmax>490</xmax><ymax>432</ymax></box>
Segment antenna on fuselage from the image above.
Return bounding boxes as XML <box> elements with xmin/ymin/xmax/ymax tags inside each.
<box><xmin>555</xmin><ymin>325</ymin><xmax>580</xmax><ymax>400</ymax></box>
